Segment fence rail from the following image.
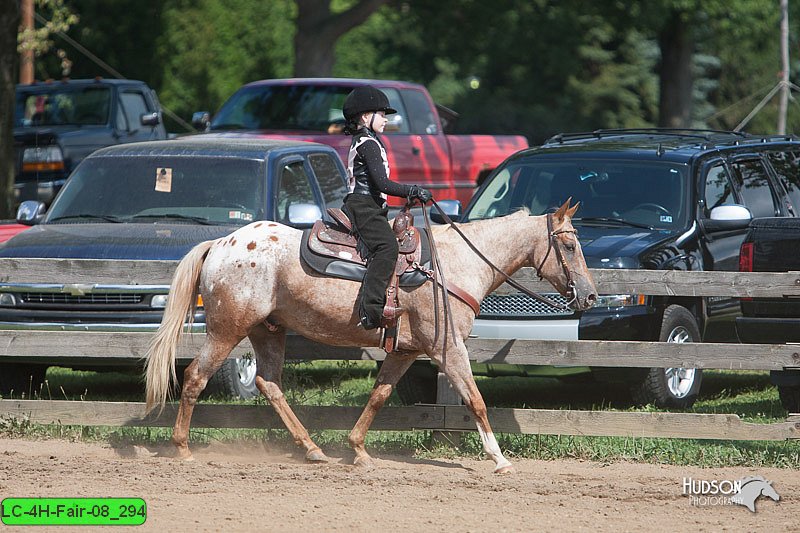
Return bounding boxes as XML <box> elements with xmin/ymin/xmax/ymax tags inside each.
<box><xmin>1</xmin><ymin>258</ymin><xmax>799</xmax><ymax>441</ymax></box>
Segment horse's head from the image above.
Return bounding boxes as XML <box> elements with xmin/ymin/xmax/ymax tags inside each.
<box><xmin>535</xmin><ymin>198</ymin><xmax>597</xmax><ymax>311</ymax></box>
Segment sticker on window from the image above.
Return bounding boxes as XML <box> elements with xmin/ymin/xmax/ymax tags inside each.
<box><xmin>155</xmin><ymin>167</ymin><xmax>172</xmax><ymax>192</ymax></box>
<box><xmin>660</xmin><ymin>215</ymin><xmax>673</xmax><ymax>223</ymax></box>
<box><xmin>229</xmin><ymin>211</ymin><xmax>253</xmax><ymax>222</ymax></box>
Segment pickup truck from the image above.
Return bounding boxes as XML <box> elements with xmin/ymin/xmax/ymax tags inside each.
<box><xmin>13</xmin><ymin>78</ymin><xmax>168</xmax><ymax>205</ymax></box>
<box><xmin>191</xmin><ymin>78</ymin><xmax>528</xmax><ymax>207</ymax></box>
<box><xmin>0</xmin><ymin>135</ymin><xmax>349</xmax><ymax>398</ymax></box>
<box><xmin>736</xmin><ymin>217</ymin><xmax>800</xmax><ymax>413</ymax></box>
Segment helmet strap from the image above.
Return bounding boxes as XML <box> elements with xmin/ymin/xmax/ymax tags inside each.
<box><xmin>368</xmin><ymin>112</ymin><xmax>376</xmax><ymax>131</ymax></box>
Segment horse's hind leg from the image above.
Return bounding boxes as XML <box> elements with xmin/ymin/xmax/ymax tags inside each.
<box><xmin>437</xmin><ymin>342</ymin><xmax>513</xmax><ymax>474</ymax></box>
<box><xmin>248</xmin><ymin>323</ymin><xmax>330</xmax><ymax>463</ymax></box>
<box><xmin>173</xmin><ymin>334</ymin><xmax>242</xmax><ymax>460</ymax></box>
<box><xmin>349</xmin><ymin>351</ymin><xmax>418</xmax><ymax>468</ymax></box>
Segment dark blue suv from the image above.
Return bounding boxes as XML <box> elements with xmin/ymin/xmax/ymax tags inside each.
<box><xmin>398</xmin><ymin>129</ymin><xmax>800</xmax><ymax>408</ymax></box>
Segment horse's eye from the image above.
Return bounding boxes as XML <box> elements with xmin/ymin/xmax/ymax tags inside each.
<box><xmin>564</xmin><ymin>241</ymin><xmax>576</xmax><ymax>252</ymax></box>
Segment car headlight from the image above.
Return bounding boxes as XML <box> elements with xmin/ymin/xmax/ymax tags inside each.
<box><xmin>22</xmin><ymin>145</ymin><xmax>65</xmax><ymax>173</ymax></box>
<box><xmin>594</xmin><ymin>294</ymin><xmax>646</xmax><ymax>308</ymax></box>
<box><xmin>0</xmin><ymin>293</ymin><xmax>17</xmax><ymax>307</ymax></box>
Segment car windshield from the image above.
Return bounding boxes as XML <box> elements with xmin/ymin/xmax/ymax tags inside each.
<box><xmin>210</xmin><ymin>84</ymin><xmax>351</xmax><ymax>132</ymax></box>
<box><xmin>466</xmin><ymin>158</ymin><xmax>689</xmax><ymax>230</ymax></box>
<box><xmin>46</xmin><ymin>155</ymin><xmax>266</xmax><ymax>225</ymax></box>
<box><xmin>14</xmin><ymin>86</ymin><xmax>111</xmax><ymax>127</ymax></box>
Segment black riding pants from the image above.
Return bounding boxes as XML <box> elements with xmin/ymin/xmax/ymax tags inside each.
<box><xmin>343</xmin><ymin>193</ymin><xmax>398</xmax><ymax>327</ymax></box>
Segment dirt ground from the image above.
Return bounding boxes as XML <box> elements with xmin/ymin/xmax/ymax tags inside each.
<box><xmin>0</xmin><ymin>437</ymin><xmax>797</xmax><ymax>532</ymax></box>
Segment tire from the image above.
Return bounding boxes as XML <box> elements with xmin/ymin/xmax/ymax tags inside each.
<box><xmin>390</xmin><ymin>360</ymin><xmax>438</xmax><ymax>405</ymax></box>
<box><xmin>778</xmin><ymin>385</ymin><xmax>800</xmax><ymax>414</ymax></box>
<box><xmin>0</xmin><ymin>363</ymin><xmax>48</xmax><ymax>397</ymax></box>
<box><xmin>630</xmin><ymin>305</ymin><xmax>703</xmax><ymax>409</ymax></box>
<box><xmin>204</xmin><ymin>356</ymin><xmax>258</xmax><ymax>399</ymax></box>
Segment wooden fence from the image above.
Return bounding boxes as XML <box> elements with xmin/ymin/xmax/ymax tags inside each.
<box><xmin>1</xmin><ymin>258</ymin><xmax>799</xmax><ymax>441</ymax></box>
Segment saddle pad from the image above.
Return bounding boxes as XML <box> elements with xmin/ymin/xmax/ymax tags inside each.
<box><xmin>301</xmin><ymin>225</ymin><xmax>431</xmax><ymax>288</ymax></box>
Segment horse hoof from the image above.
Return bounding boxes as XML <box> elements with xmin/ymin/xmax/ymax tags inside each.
<box><xmin>306</xmin><ymin>449</ymin><xmax>331</xmax><ymax>463</ymax></box>
<box><xmin>494</xmin><ymin>463</ymin><xmax>514</xmax><ymax>474</ymax></box>
<box><xmin>353</xmin><ymin>456</ymin><xmax>375</xmax><ymax>469</ymax></box>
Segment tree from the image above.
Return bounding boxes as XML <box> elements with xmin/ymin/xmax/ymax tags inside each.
<box><xmin>294</xmin><ymin>0</ymin><xmax>389</xmax><ymax>77</ymax></box>
<box><xmin>0</xmin><ymin>0</ymin><xmax>20</xmax><ymax>219</ymax></box>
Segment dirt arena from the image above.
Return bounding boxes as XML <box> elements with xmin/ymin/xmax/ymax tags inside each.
<box><xmin>0</xmin><ymin>437</ymin><xmax>797</xmax><ymax>532</ymax></box>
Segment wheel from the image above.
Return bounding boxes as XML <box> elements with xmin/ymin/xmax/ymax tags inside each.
<box><xmin>778</xmin><ymin>385</ymin><xmax>800</xmax><ymax>413</ymax></box>
<box><xmin>204</xmin><ymin>356</ymin><xmax>258</xmax><ymax>399</ymax></box>
<box><xmin>630</xmin><ymin>203</ymin><xmax>670</xmax><ymax>215</ymax></box>
<box><xmin>630</xmin><ymin>305</ymin><xmax>702</xmax><ymax>409</ymax></box>
<box><xmin>0</xmin><ymin>363</ymin><xmax>48</xmax><ymax>397</ymax></box>
<box><xmin>388</xmin><ymin>360</ymin><xmax>437</xmax><ymax>405</ymax></box>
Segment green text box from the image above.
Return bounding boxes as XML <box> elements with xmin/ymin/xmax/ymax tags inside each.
<box><xmin>1</xmin><ymin>498</ymin><xmax>146</xmax><ymax>526</ymax></box>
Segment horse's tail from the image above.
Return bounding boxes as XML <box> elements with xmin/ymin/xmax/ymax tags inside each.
<box><xmin>145</xmin><ymin>240</ymin><xmax>215</xmax><ymax>415</ymax></box>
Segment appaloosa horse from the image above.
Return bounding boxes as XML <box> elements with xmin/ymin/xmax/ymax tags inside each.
<box><xmin>145</xmin><ymin>199</ymin><xmax>597</xmax><ymax>473</ymax></box>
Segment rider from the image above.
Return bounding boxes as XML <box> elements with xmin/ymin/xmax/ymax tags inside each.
<box><xmin>341</xmin><ymin>85</ymin><xmax>433</xmax><ymax>330</ymax></box>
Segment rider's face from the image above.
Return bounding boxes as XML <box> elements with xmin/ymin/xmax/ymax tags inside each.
<box><xmin>363</xmin><ymin>110</ymin><xmax>388</xmax><ymax>132</ymax></box>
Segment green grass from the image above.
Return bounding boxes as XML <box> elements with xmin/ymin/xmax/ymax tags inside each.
<box><xmin>2</xmin><ymin>363</ymin><xmax>799</xmax><ymax>468</ymax></box>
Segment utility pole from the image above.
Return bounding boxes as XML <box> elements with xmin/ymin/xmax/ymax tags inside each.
<box><xmin>778</xmin><ymin>0</ymin><xmax>790</xmax><ymax>134</ymax></box>
<box><xmin>20</xmin><ymin>0</ymin><xmax>34</xmax><ymax>84</ymax></box>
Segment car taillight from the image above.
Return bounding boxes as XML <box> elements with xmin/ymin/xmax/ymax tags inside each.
<box><xmin>739</xmin><ymin>242</ymin><xmax>754</xmax><ymax>272</ymax></box>
<box><xmin>739</xmin><ymin>241</ymin><xmax>754</xmax><ymax>301</ymax></box>
<box><xmin>22</xmin><ymin>145</ymin><xmax>65</xmax><ymax>172</ymax></box>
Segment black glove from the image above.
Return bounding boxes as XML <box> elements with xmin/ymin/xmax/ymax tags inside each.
<box><xmin>408</xmin><ymin>185</ymin><xmax>433</xmax><ymax>204</ymax></box>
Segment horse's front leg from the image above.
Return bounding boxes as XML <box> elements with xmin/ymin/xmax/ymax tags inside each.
<box><xmin>437</xmin><ymin>342</ymin><xmax>513</xmax><ymax>474</ymax></box>
<box><xmin>349</xmin><ymin>351</ymin><xmax>418</xmax><ymax>468</ymax></box>
<box><xmin>249</xmin><ymin>324</ymin><xmax>330</xmax><ymax>463</ymax></box>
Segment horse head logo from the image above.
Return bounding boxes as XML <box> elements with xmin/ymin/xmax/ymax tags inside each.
<box><xmin>730</xmin><ymin>476</ymin><xmax>780</xmax><ymax>513</ymax></box>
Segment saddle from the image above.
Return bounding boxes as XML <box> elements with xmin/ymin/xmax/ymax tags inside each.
<box><xmin>303</xmin><ymin>206</ymin><xmax>427</xmax><ymax>352</ymax></box>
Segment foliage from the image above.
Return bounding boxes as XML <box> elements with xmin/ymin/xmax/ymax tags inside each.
<box><xmin>17</xmin><ymin>0</ymin><xmax>78</xmax><ymax>77</ymax></box>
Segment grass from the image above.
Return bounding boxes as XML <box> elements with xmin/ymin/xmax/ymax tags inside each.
<box><xmin>2</xmin><ymin>363</ymin><xmax>799</xmax><ymax>468</ymax></box>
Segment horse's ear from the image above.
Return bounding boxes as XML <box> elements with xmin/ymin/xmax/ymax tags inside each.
<box><xmin>554</xmin><ymin>197</ymin><xmax>572</xmax><ymax>221</ymax></box>
<box><xmin>566</xmin><ymin>201</ymin><xmax>580</xmax><ymax>219</ymax></box>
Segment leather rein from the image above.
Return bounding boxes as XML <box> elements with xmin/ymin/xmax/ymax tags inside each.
<box><xmin>416</xmin><ymin>199</ymin><xmax>578</xmax><ymax>360</ymax></box>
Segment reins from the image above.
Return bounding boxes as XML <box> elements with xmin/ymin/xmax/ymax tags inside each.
<box><xmin>426</xmin><ymin>199</ymin><xmax>577</xmax><ymax>311</ymax></box>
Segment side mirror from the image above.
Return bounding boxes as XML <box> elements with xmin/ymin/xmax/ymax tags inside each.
<box><xmin>384</xmin><ymin>114</ymin><xmax>404</xmax><ymax>133</ymax></box>
<box><xmin>16</xmin><ymin>200</ymin><xmax>46</xmax><ymax>226</ymax></box>
<box><xmin>430</xmin><ymin>199</ymin><xmax>462</xmax><ymax>223</ymax></box>
<box><xmin>140</xmin><ymin>112</ymin><xmax>160</xmax><ymax>127</ymax></box>
<box><xmin>702</xmin><ymin>204</ymin><xmax>752</xmax><ymax>232</ymax></box>
<box><xmin>287</xmin><ymin>203</ymin><xmax>322</xmax><ymax>228</ymax></box>
<box><xmin>192</xmin><ymin>111</ymin><xmax>211</xmax><ymax>132</ymax></box>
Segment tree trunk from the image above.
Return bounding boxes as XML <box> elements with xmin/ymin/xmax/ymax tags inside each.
<box><xmin>293</xmin><ymin>0</ymin><xmax>389</xmax><ymax>77</ymax></box>
<box><xmin>0</xmin><ymin>1</ymin><xmax>20</xmax><ymax>219</ymax></box>
<box><xmin>658</xmin><ymin>11</ymin><xmax>693</xmax><ymax>128</ymax></box>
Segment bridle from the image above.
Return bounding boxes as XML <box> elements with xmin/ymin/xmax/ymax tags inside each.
<box><xmin>534</xmin><ymin>212</ymin><xmax>578</xmax><ymax>308</ymax></box>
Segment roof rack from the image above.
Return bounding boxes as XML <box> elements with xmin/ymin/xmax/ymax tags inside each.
<box><xmin>545</xmin><ymin>128</ymin><xmax>749</xmax><ymax>145</ymax></box>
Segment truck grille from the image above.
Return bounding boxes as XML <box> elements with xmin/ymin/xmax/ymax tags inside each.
<box><xmin>19</xmin><ymin>292</ymin><xmax>144</xmax><ymax>305</ymax></box>
<box><xmin>478</xmin><ymin>292</ymin><xmax>574</xmax><ymax>318</ymax></box>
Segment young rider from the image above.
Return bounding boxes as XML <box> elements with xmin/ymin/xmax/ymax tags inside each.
<box><xmin>341</xmin><ymin>86</ymin><xmax>432</xmax><ymax>329</ymax></box>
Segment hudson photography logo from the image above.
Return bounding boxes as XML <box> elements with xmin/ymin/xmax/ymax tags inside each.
<box><xmin>682</xmin><ymin>475</ymin><xmax>780</xmax><ymax>512</ymax></box>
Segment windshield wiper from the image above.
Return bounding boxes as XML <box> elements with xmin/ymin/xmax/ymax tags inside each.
<box><xmin>210</xmin><ymin>123</ymin><xmax>247</xmax><ymax>130</ymax></box>
<box><xmin>48</xmin><ymin>214</ymin><xmax>125</xmax><ymax>223</ymax></box>
<box><xmin>130</xmin><ymin>213</ymin><xmax>215</xmax><ymax>225</ymax></box>
<box><xmin>572</xmin><ymin>217</ymin><xmax>653</xmax><ymax>230</ymax></box>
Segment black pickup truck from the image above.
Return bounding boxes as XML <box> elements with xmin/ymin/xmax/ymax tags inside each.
<box><xmin>736</xmin><ymin>217</ymin><xmax>800</xmax><ymax>412</ymax></box>
<box><xmin>14</xmin><ymin>78</ymin><xmax>167</xmax><ymax>205</ymax></box>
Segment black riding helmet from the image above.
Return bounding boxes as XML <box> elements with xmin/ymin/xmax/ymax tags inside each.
<box><xmin>342</xmin><ymin>86</ymin><xmax>397</xmax><ymax>120</ymax></box>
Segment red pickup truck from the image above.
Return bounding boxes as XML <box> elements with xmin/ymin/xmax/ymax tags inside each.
<box><xmin>191</xmin><ymin>78</ymin><xmax>528</xmax><ymax>206</ymax></box>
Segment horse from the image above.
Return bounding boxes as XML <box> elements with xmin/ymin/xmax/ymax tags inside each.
<box><xmin>144</xmin><ymin>199</ymin><xmax>597</xmax><ymax>473</ymax></box>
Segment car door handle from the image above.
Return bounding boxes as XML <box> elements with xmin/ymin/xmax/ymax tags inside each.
<box><xmin>412</xmin><ymin>147</ymin><xmax>420</xmax><ymax>155</ymax></box>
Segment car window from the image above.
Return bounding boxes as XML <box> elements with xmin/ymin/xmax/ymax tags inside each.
<box><xmin>731</xmin><ymin>158</ymin><xmax>776</xmax><ymax>218</ymax></box>
<box><xmin>467</xmin><ymin>158</ymin><xmax>687</xmax><ymax>229</ymax></box>
<box><xmin>703</xmin><ymin>164</ymin><xmax>737</xmax><ymax>217</ymax></box>
<box><xmin>401</xmin><ymin>89</ymin><xmax>437</xmax><ymax>134</ymax></box>
<box><xmin>767</xmin><ymin>150</ymin><xmax>800</xmax><ymax>214</ymax></box>
<box><xmin>47</xmin><ymin>156</ymin><xmax>265</xmax><ymax>224</ymax></box>
<box><xmin>15</xmin><ymin>86</ymin><xmax>110</xmax><ymax>127</ymax></box>
<box><xmin>308</xmin><ymin>153</ymin><xmax>347</xmax><ymax>209</ymax></box>
<box><xmin>120</xmin><ymin>91</ymin><xmax>150</xmax><ymax>129</ymax></box>
<box><xmin>275</xmin><ymin>160</ymin><xmax>317</xmax><ymax>223</ymax></box>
